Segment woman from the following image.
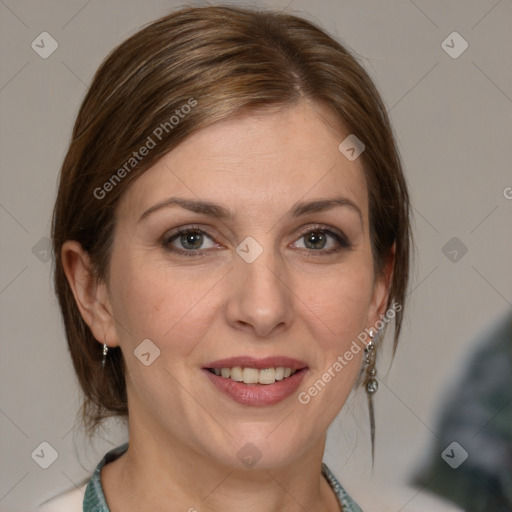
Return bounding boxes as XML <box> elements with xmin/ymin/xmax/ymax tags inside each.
<box><xmin>45</xmin><ymin>4</ymin><xmax>411</xmax><ymax>511</ymax></box>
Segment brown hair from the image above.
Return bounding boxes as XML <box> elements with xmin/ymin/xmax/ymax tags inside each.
<box><xmin>52</xmin><ymin>5</ymin><xmax>411</xmax><ymax>437</ymax></box>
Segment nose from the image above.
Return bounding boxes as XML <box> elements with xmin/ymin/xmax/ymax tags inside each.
<box><xmin>225</xmin><ymin>245</ymin><xmax>294</xmax><ymax>338</ymax></box>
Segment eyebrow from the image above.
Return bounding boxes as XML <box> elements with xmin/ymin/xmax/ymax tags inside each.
<box><xmin>138</xmin><ymin>196</ymin><xmax>363</xmax><ymax>226</ymax></box>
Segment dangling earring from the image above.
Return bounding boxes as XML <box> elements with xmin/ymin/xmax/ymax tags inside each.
<box><xmin>364</xmin><ymin>328</ymin><xmax>379</xmax><ymax>462</ymax></box>
<box><xmin>364</xmin><ymin>329</ymin><xmax>378</xmax><ymax>394</ymax></box>
<box><xmin>101</xmin><ymin>342</ymin><xmax>109</xmax><ymax>368</ymax></box>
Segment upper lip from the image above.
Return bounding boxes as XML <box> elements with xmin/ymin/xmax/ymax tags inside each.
<box><xmin>203</xmin><ymin>356</ymin><xmax>308</xmax><ymax>370</ymax></box>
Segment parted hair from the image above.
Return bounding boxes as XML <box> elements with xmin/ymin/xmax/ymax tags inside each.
<box><xmin>51</xmin><ymin>5</ymin><xmax>411</xmax><ymax>436</ymax></box>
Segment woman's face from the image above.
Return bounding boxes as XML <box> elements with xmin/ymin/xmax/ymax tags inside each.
<box><xmin>98</xmin><ymin>100</ymin><xmax>391</xmax><ymax>468</ymax></box>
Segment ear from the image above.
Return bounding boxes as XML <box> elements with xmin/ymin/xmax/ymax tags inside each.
<box><xmin>61</xmin><ymin>240</ymin><xmax>119</xmax><ymax>348</ymax></box>
<box><xmin>367</xmin><ymin>242</ymin><xmax>396</xmax><ymax>328</ymax></box>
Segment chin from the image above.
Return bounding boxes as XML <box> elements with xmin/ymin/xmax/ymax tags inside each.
<box><xmin>204</xmin><ymin>425</ymin><xmax>312</xmax><ymax>471</ymax></box>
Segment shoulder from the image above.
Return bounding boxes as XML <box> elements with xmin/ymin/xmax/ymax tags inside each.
<box><xmin>322</xmin><ymin>463</ymin><xmax>465</xmax><ymax>512</ymax></box>
<box><xmin>38</xmin><ymin>442</ymin><xmax>129</xmax><ymax>512</ymax></box>
<box><xmin>38</xmin><ymin>483</ymin><xmax>87</xmax><ymax>512</ymax></box>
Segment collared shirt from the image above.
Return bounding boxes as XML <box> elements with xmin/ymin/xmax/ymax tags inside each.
<box><xmin>80</xmin><ymin>443</ymin><xmax>363</xmax><ymax>511</ymax></box>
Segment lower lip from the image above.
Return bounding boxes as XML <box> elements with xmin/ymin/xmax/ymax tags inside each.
<box><xmin>203</xmin><ymin>368</ymin><xmax>308</xmax><ymax>406</ymax></box>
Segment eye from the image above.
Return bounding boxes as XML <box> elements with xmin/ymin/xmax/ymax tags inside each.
<box><xmin>162</xmin><ymin>227</ymin><xmax>219</xmax><ymax>256</ymax></box>
<box><xmin>291</xmin><ymin>226</ymin><xmax>352</xmax><ymax>255</ymax></box>
<box><xmin>162</xmin><ymin>224</ymin><xmax>352</xmax><ymax>257</ymax></box>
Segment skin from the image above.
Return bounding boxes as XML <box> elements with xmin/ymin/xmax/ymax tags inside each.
<box><xmin>63</xmin><ymin>99</ymin><xmax>394</xmax><ymax>512</ymax></box>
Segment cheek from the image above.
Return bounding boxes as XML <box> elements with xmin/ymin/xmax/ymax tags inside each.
<box><xmin>299</xmin><ymin>260</ymin><xmax>375</xmax><ymax>349</ymax></box>
<box><xmin>296</xmin><ymin>266</ymin><xmax>374</xmax><ymax>415</ymax></box>
<box><xmin>108</xmin><ymin>253</ymin><xmax>218</xmax><ymax>355</ymax></box>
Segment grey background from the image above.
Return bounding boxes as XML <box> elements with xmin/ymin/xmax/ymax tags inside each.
<box><xmin>1</xmin><ymin>0</ymin><xmax>511</xmax><ymax>510</ymax></box>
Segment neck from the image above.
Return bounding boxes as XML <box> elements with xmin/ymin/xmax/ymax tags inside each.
<box><xmin>101</xmin><ymin>418</ymin><xmax>340</xmax><ymax>512</ymax></box>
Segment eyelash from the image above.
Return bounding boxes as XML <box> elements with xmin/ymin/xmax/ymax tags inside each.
<box><xmin>161</xmin><ymin>224</ymin><xmax>352</xmax><ymax>257</ymax></box>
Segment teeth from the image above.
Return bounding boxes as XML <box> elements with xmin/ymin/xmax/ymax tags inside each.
<box><xmin>258</xmin><ymin>368</ymin><xmax>275</xmax><ymax>384</ymax></box>
<box><xmin>231</xmin><ymin>366</ymin><xmax>243</xmax><ymax>382</ymax></box>
<box><xmin>210</xmin><ymin>366</ymin><xmax>297</xmax><ymax>385</ymax></box>
<box><xmin>243</xmin><ymin>368</ymin><xmax>259</xmax><ymax>384</ymax></box>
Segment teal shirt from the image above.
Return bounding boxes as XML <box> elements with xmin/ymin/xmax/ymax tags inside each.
<box><xmin>83</xmin><ymin>443</ymin><xmax>363</xmax><ymax>511</ymax></box>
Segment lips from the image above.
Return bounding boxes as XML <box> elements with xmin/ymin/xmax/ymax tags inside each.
<box><xmin>203</xmin><ymin>356</ymin><xmax>309</xmax><ymax>406</ymax></box>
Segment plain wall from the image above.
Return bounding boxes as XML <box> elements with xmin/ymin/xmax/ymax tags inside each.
<box><xmin>1</xmin><ymin>0</ymin><xmax>511</xmax><ymax>510</ymax></box>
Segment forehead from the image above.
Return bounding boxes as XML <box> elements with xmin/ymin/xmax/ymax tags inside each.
<box><xmin>118</xmin><ymin>100</ymin><xmax>369</xmax><ymax>225</ymax></box>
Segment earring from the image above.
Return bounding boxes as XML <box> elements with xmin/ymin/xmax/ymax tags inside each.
<box><xmin>101</xmin><ymin>342</ymin><xmax>109</xmax><ymax>368</ymax></box>
<box><xmin>364</xmin><ymin>329</ymin><xmax>378</xmax><ymax>394</ymax></box>
<box><xmin>364</xmin><ymin>328</ymin><xmax>379</xmax><ymax>462</ymax></box>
